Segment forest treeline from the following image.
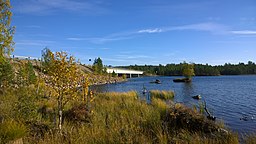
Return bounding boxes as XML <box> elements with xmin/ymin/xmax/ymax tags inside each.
<box><xmin>120</xmin><ymin>61</ymin><xmax>256</xmax><ymax>76</ymax></box>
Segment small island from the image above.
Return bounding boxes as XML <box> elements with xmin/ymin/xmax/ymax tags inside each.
<box><xmin>173</xmin><ymin>62</ymin><xmax>195</xmax><ymax>83</ymax></box>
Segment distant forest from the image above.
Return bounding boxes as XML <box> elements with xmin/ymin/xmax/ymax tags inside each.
<box><xmin>119</xmin><ymin>61</ymin><xmax>256</xmax><ymax>76</ymax></box>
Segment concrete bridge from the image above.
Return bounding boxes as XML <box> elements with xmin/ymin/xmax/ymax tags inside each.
<box><xmin>106</xmin><ymin>68</ymin><xmax>143</xmax><ymax>78</ymax></box>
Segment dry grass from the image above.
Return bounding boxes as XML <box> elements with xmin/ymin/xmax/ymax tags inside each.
<box><xmin>150</xmin><ymin>90</ymin><xmax>175</xmax><ymax>100</ymax></box>
<box><xmin>31</xmin><ymin>91</ymin><xmax>240</xmax><ymax>143</ymax></box>
<box><xmin>244</xmin><ymin>134</ymin><xmax>256</xmax><ymax>144</ymax></box>
<box><xmin>0</xmin><ymin>89</ymin><xmax>246</xmax><ymax>144</ymax></box>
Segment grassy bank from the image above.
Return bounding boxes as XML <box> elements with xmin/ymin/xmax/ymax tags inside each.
<box><xmin>1</xmin><ymin>87</ymin><xmax>245</xmax><ymax>143</ymax></box>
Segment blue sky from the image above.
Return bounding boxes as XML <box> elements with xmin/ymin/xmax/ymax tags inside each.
<box><xmin>11</xmin><ymin>0</ymin><xmax>256</xmax><ymax>66</ymax></box>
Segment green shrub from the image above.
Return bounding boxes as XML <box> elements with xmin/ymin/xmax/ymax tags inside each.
<box><xmin>14</xmin><ymin>87</ymin><xmax>40</xmax><ymax>121</ymax></box>
<box><xmin>0</xmin><ymin>120</ymin><xmax>27</xmax><ymax>143</ymax></box>
<box><xmin>0</xmin><ymin>60</ymin><xmax>14</xmax><ymax>88</ymax></box>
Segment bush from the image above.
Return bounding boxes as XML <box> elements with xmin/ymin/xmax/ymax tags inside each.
<box><xmin>165</xmin><ymin>103</ymin><xmax>219</xmax><ymax>133</ymax></box>
<box><xmin>0</xmin><ymin>120</ymin><xmax>27</xmax><ymax>143</ymax></box>
<box><xmin>64</xmin><ymin>103</ymin><xmax>92</xmax><ymax>124</ymax></box>
<box><xmin>14</xmin><ymin>87</ymin><xmax>40</xmax><ymax>121</ymax></box>
<box><xmin>0</xmin><ymin>60</ymin><xmax>14</xmax><ymax>88</ymax></box>
<box><xmin>25</xmin><ymin>121</ymin><xmax>50</xmax><ymax>142</ymax></box>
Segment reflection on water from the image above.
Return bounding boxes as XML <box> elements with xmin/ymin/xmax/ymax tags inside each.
<box><xmin>183</xmin><ymin>83</ymin><xmax>194</xmax><ymax>94</ymax></box>
<box><xmin>92</xmin><ymin>76</ymin><xmax>256</xmax><ymax>135</ymax></box>
<box><xmin>180</xmin><ymin>82</ymin><xmax>195</xmax><ymax>103</ymax></box>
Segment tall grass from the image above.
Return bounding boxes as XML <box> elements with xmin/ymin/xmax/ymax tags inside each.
<box><xmin>0</xmin><ymin>120</ymin><xmax>27</xmax><ymax>144</ymax></box>
<box><xmin>30</xmin><ymin>91</ymin><xmax>240</xmax><ymax>143</ymax></box>
<box><xmin>0</xmin><ymin>88</ymin><xmax>245</xmax><ymax>144</ymax></box>
<box><xmin>38</xmin><ymin>91</ymin><xmax>161</xmax><ymax>143</ymax></box>
<box><xmin>244</xmin><ymin>134</ymin><xmax>256</xmax><ymax>144</ymax></box>
<box><xmin>150</xmin><ymin>90</ymin><xmax>174</xmax><ymax>100</ymax></box>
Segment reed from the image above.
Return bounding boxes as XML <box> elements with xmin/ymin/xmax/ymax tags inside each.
<box><xmin>150</xmin><ymin>90</ymin><xmax>174</xmax><ymax>100</ymax></box>
<box><xmin>244</xmin><ymin>134</ymin><xmax>256</xmax><ymax>144</ymax></box>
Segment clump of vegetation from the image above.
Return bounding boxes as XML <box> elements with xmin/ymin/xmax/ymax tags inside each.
<box><xmin>0</xmin><ymin>120</ymin><xmax>27</xmax><ymax>143</ymax></box>
<box><xmin>0</xmin><ymin>59</ymin><xmax>14</xmax><ymax>88</ymax></box>
<box><xmin>244</xmin><ymin>134</ymin><xmax>256</xmax><ymax>144</ymax></box>
<box><xmin>182</xmin><ymin>62</ymin><xmax>195</xmax><ymax>79</ymax></box>
<box><xmin>150</xmin><ymin>90</ymin><xmax>174</xmax><ymax>100</ymax></box>
<box><xmin>97</xmin><ymin>91</ymin><xmax>138</xmax><ymax>100</ymax></box>
<box><xmin>92</xmin><ymin>57</ymin><xmax>106</xmax><ymax>75</ymax></box>
<box><xmin>64</xmin><ymin>103</ymin><xmax>92</xmax><ymax>124</ymax></box>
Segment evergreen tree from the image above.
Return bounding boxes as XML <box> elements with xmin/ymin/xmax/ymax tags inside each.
<box><xmin>112</xmin><ymin>71</ymin><xmax>117</xmax><ymax>77</ymax></box>
<box><xmin>26</xmin><ymin>61</ymin><xmax>37</xmax><ymax>84</ymax></box>
<box><xmin>0</xmin><ymin>59</ymin><xmax>14</xmax><ymax>87</ymax></box>
<box><xmin>92</xmin><ymin>57</ymin><xmax>104</xmax><ymax>74</ymax></box>
<box><xmin>17</xmin><ymin>61</ymin><xmax>37</xmax><ymax>86</ymax></box>
<box><xmin>41</xmin><ymin>48</ymin><xmax>54</xmax><ymax>74</ymax></box>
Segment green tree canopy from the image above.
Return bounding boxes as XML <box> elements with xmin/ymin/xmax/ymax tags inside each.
<box><xmin>0</xmin><ymin>0</ymin><xmax>15</xmax><ymax>62</ymax></box>
<box><xmin>182</xmin><ymin>62</ymin><xmax>195</xmax><ymax>78</ymax></box>
<box><xmin>41</xmin><ymin>47</ymin><xmax>54</xmax><ymax>74</ymax></box>
<box><xmin>92</xmin><ymin>57</ymin><xmax>104</xmax><ymax>74</ymax></box>
<box><xmin>17</xmin><ymin>61</ymin><xmax>37</xmax><ymax>86</ymax></box>
<box><xmin>0</xmin><ymin>59</ymin><xmax>14</xmax><ymax>87</ymax></box>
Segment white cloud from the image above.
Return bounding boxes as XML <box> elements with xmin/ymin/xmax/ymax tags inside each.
<box><xmin>231</xmin><ymin>30</ymin><xmax>256</xmax><ymax>35</ymax></box>
<box><xmin>16</xmin><ymin>40</ymin><xmax>55</xmax><ymax>46</ymax></box>
<box><xmin>138</xmin><ymin>28</ymin><xmax>163</xmax><ymax>33</ymax></box>
<box><xmin>67</xmin><ymin>37</ymin><xmax>86</xmax><ymax>41</ymax></box>
<box><xmin>138</xmin><ymin>23</ymin><xmax>227</xmax><ymax>35</ymax></box>
<box><xmin>13</xmin><ymin>0</ymin><xmax>106</xmax><ymax>15</ymax></box>
<box><xmin>67</xmin><ymin>22</ymin><xmax>242</xmax><ymax>44</ymax></box>
<box><xmin>67</xmin><ymin>36</ymin><xmax>135</xmax><ymax>44</ymax></box>
<box><xmin>165</xmin><ymin>22</ymin><xmax>228</xmax><ymax>34</ymax></box>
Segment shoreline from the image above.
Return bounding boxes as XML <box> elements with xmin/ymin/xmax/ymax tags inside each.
<box><xmin>88</xmin><ymin>74</ymin><xmax>127</xmax><ymax>86</ymax></box>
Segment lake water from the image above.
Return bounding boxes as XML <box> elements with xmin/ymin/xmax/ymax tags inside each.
<box><xmin>91</xmin><ymin>75</ymin><xmax>256</xmax><ymax>135</ymax></box>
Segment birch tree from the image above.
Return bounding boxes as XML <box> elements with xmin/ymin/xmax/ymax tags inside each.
<box><xmin>0</xmin><ymin>0</ymin><xmax>15</xmax><ymax>62</ymax></box>
<box><xmin>45</xmin><ymin>51</ymin><xmax>89</xmax><ymax>130</ymax></box>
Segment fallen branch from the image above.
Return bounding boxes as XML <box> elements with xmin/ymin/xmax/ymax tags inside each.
<box><xmin>204</xmin><ymin>100</ymin><xmax>216</xmax><ymax>121</ymax></box>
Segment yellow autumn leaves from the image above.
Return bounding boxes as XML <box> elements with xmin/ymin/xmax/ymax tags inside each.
<box><xmin>44</xmin><ymin>51</ymin><xmax>93</xmax><ymax>104</ymax></box>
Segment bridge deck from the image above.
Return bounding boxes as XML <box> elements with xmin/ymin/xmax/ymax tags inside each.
<box><xmin>106</xmin><ymin>68</ymin><xmax>143</xmax><ymax>78</ymax></box>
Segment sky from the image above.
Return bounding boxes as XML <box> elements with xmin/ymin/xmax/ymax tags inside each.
<box><xmin>11</xmin><ymin>0</ymin><xmax>256</xmax><ymax>66</ymax></box>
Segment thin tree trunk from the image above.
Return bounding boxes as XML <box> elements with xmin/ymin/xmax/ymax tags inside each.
<box><xmin>59</xmin><ymin>109</ymin><xmax>62</xmax><ymax>130</ymax></box>
<box><xmin>58</xmin><ymin>95</ymin><xmax>63</xmax><ymax>131</ymax></box>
